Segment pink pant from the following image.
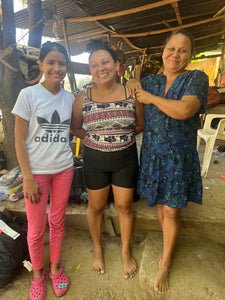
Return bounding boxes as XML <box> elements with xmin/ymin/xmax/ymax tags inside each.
<box><xmin>24</xmin><ymin>167</ymin><xmax>74</xmax><ymax>270</ymax></box>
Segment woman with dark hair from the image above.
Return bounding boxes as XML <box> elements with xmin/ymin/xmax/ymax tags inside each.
<box><xmin>128</xmin><ymin>29</ymin><xmax>209</xmax><ymax>294</ymax></box>
<box><xmin>12</xmin><ymin>41</ymin><xmax>74</xmax><ymax>299</ymax></box>
<box><xmin>71</xmin><ymin>39</ymin><xmax>143</xmax><ymax>279</ymax></box>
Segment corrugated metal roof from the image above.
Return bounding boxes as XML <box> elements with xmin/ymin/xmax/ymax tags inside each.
<box><xmin>14</xmin><ymin>0</ymin><xmax>225</xmax><ymax>58</ymax></box>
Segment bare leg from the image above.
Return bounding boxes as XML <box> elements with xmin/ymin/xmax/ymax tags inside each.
<box><xmin>112</xmin><ymin>185</ymin><xmax>137</xmax><ymax>279</ymax></box>
<box><xmin>156</xmin><ymin>205</ymin><xmax>164</xmax><ymax>265</ymax></box>
<box><xmin>156</xmin><ymin>205</ymin><xmax>164</xmax><ymax>228</ymax></box>
<box><xmin>154</xmin><ymin>205</ymin><xmax>181</xmax><ymax>294</ymax></box>
<box><xmin>87</xmin><ymin>186</ymin><xmax>110</xmax><ymax>274</ymax></box>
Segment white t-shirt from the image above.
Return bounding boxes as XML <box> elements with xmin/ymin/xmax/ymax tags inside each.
<box><xmin>12</xmin><ymin>83</ymin><xmax>75</xmax><ymax>174</ymax></box>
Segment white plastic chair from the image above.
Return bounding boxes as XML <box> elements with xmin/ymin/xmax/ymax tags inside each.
<box><xmin>197</xmin><ymin>114</ymin><xmax>225</xmax><ymax>178</ymax></box>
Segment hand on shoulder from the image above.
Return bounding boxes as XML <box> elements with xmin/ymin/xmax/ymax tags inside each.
<box><xmin>127</xmin><ymin>79</ymin><xmax>142</xmax><ymax>96</ymax></box>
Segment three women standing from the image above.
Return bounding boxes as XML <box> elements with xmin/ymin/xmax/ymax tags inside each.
<box><xmin>13</xmin><ymin>28</ymin><xmax>209</xmax><ymax>298</ymax></box>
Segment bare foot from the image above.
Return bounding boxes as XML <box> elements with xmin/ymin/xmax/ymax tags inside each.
<box><xmin>122</xmin><ymin>249</ymin><xmax>137</xmax><ymax>279</ymax></box>
<box><xmin>91</xmin><ymin>246</ymin><xmax>105</xmax><ymax>275</ymax></box>
<box><xmin>154</xmin><ymin>265</ymin><xmax>169</xmax><ymax>294</ymax></box>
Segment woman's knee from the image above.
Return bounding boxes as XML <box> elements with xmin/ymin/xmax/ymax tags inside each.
<box><xmin>88</xmin><ymin>202</ymin><xmax>106</xmax><ymax>216</ymax></box>
<box><xmin>116</xmin><ymin>202</ymin><xmax>133</xmax><ymax>215</ymax></box>
<box><xmin>87</xmin><ymin>187</ymin><xmax>109</xmax><ymax>216</ymax></box>
<box><xmin>162</xmin><ymin>206</ymin><xmax>181</xmax><ymax>221</ymax></box>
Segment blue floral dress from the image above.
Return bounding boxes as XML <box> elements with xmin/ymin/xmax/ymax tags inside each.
<box><xmin>137</xmin><ymin>70</ymin><xmax>209</xmax><ymax>208</ymax></box>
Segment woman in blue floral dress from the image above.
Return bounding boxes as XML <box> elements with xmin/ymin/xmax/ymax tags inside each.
<box><xmin>128</xmin><ymin>29</ymin><xmax>209</xmax><ymax>294</ymax></box>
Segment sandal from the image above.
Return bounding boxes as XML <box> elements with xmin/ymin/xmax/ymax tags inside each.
<box><xmin>49</xmin><ymin>266</ymin><xmax>69</xmax><ymax>297</ymax></box>
<box><xmin>30</xmin><ymin>268</ymin><xmax>46</xmax><ymax>300</ymax></box>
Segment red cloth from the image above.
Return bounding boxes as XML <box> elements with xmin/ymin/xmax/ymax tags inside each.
<box><xmin>220</xmin><ymin>74</ymin><xmax>225</xmax><ymax>87</ymax></box>
<box><xmin>207</xmin><ymin>87</ymin><xmax>225</xmax><ymax>105</ymax></box>
<box><xmin>118</xmin><ymin>64</ymin><xmax>125</xmax><ymax>77</ymax></box>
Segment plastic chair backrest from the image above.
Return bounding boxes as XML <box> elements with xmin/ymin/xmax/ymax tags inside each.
<box><xmin>203</xmin><ymin>114</ymin><xmax>225</xmax><ymax>133</ymax></box>
<box><xmin>216</xmin><ymin>119</ymin><xmax>225</xmax><ymax>140</ymax></box>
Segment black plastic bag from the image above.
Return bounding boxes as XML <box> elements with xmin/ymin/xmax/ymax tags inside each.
<box><xmin>0</xmin><ymin>210</ymin><xmax>29</xmax><ymax>288</ymax></box>
<box><xmin>69</xmin><ymin>156</ymin><xmax>88</xmax><ymax>203</ymax></box>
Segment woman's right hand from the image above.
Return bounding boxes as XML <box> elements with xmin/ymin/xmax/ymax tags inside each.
<box><xmin>127</xmin><ymin>79</ymin><xmax>142</xmax><ymax>96</ymax></box>
<box><xmin>24</xmin><ymin>177</ymin><xmax>42</xmax><ymax>205</ymax></box>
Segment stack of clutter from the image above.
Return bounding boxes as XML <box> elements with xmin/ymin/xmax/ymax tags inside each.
<box><xmin>0</xmin><ymin>166</ymin><xmax>23</xmax><ymax>201</ymax></box>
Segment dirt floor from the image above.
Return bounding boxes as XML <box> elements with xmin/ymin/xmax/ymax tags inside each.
<box><xmin>2</xmin><ymin>221</ymin><xmax>225</xmax><ymax>300</ymax></box>
<box><xmin>1</xmin><ymin>141</ymin><xmax>225</xmax><ymax>300</ymax></box>
<box><xmin>1</xmin><ymin>226</ymin><xmax>146</xmax><ymax>300</ymax></box>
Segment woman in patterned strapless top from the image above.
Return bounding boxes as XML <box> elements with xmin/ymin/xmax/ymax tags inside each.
<box><xmin>71</xmin><ymin>39</ymin><xmax>143</xmax><ymax>279</ymax></box>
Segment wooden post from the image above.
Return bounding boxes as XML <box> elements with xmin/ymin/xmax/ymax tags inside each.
<box><xmin>140</xmin><ymin>48</ymin><xmax>147</xmax><ymax>73</ymax></box>
<box><xmin>215</xmin><ymin>45</ymin><xmax>225</xmax><ymax>87</ymax></box>
<box><xmin>135</xmin><ymin>65</ymin><xmax>141</xmax><ymax>81</ymax></box>
<box><xmin>219</xmin><ymin>45</ymin><xmax>225</xmax><ymax>86</ymax></box>
<box><xmin>62</xmin><ymin>19</ymin><xmax>77</xmax><ymax>91</ymax></box>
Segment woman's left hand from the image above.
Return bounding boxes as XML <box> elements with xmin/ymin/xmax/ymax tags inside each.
<box><xmin>127</xmin><ymin>79</ymin><xmax>142</xmax><ymax>96</ymax></box>
<box><xmin>136</xmin><ymin>89</ymin><xmax>153</xmax><ymax>104</ymax></box>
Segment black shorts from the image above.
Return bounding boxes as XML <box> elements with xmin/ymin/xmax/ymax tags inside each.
<box><xmin>83</xmin><ymin>143</ymin><xmax>138</xmax><ymax>190</ymax></box>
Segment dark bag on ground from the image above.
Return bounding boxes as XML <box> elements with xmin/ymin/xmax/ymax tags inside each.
<box><xmin>0</xmin><ymin>210</ymin><xmax>29</xmax><ymax>288</ymax></box>
<box><xmin>69</xmin><ymin>156</ymin><xmax>88</xmax><ymax>203</ymax></box>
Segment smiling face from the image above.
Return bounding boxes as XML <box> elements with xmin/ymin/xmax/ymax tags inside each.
<box><xmin>39</xmin><ymin>50</ymin><xmax>67</xmax><ymax>86</ymax></box>
<box><xmin>162</xmin><ymin>33</ymin><xmax>192</xmax><ymax>75</ymax></box>
<box><xmin>89</xmin><ymin>50</ymin><xmax>119</xmax><ymax>85</ymax></box>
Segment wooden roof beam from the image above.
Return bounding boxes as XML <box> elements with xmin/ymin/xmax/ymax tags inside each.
<box><xmin>59</xmin><ymin>27</ymin><xmax>105</xmax><ymax>41</ymax></box>
<box><xmin>70</xmin><ymin>0</ymin><xmax>115</xmax><ymax>34</ymax></box>
<box><xmin>214</xmin><ymin>6</ymin><xmax>225</xmax><ymax>17</ymax></box>
<box><xmin>58</xmin><ymin>31</ymin><xmax>105</xmax><ymax>43</ymax></box>
<box><xmin>124</xmin><ymin>50</ymin><xmax>222</xmax><ymax>58</ymax></box>
<box><xmin>195</xmin><ymin>30</ymin><xmax>225</xmax><ymax>41</ymax></box>
<box><xmin>65</xmin><ymin>0</ymin><xmax>181</xmax><ymax>23</ymax></box>
<box><xmin>121</xmin><ymin>36</ymin><xmax>144</xmax><ymax>51</ymax></box>
<box><xmin>121</xmin><ymin>10</ymin><xmax>219</xmax><ymax>33</ymax></box>
<box><xmin>60</xmin><ymin>29</ymin><xmax>225</xmax><ymax>52</ymax></box>
<box><xmin>104</xmin><ymin>14</ymin><xmax>225</xmax><ymax>38</ymax></box>
<box><xmin>194</xmin><ymin>42</ymin><xmax>222</xmax><ymax>50</ymax></box>
<box><xmin>171</xmin><ymin>2</ymin><xmax>182</xmax><ymax>25</ymax></box>
<box><xmin>69</xmin><ymin>0</ymin><xmax>143</xmax><ymax>52</ymax></box>
<box><xmin>155</xmin><ymin>31</ymin><xmax>225</xmax><ymax>48</ymax></box>
<box><xmin>125</xmin><ymin>49</ymin><xmax>145</xmax><ymax>54</ymax></box>
<box><xmin>162</xmin><ymin>20</ymin><xmax>172</xmax><ymax>28</ymax></box>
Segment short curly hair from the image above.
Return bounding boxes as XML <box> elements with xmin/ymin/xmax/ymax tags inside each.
<box><xmin>86</xmin><ymin>39</ymin><xmax>118</xmax><ymax>62</ymax></box>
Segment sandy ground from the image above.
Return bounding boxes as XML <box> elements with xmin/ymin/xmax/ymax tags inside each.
<box><xmin>2</xmin><ymin>224</ymin><xmax>225</xmax><ymax>300</ymax></box>
<box><xmin>1</xmin><ymin>226</ymin><xmax>145</xmax><ymax>300</ymax></box>
<box><xmin>1</xmin><ymin>141</ymin><xmax>225</xmax><ymax>299</ymax></box>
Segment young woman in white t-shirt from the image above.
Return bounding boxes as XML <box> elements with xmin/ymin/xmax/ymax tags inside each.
<box><xmin>12</xmin><ymin>41</ymin><xmax>74</xmax><ymax>300</ymax></box>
